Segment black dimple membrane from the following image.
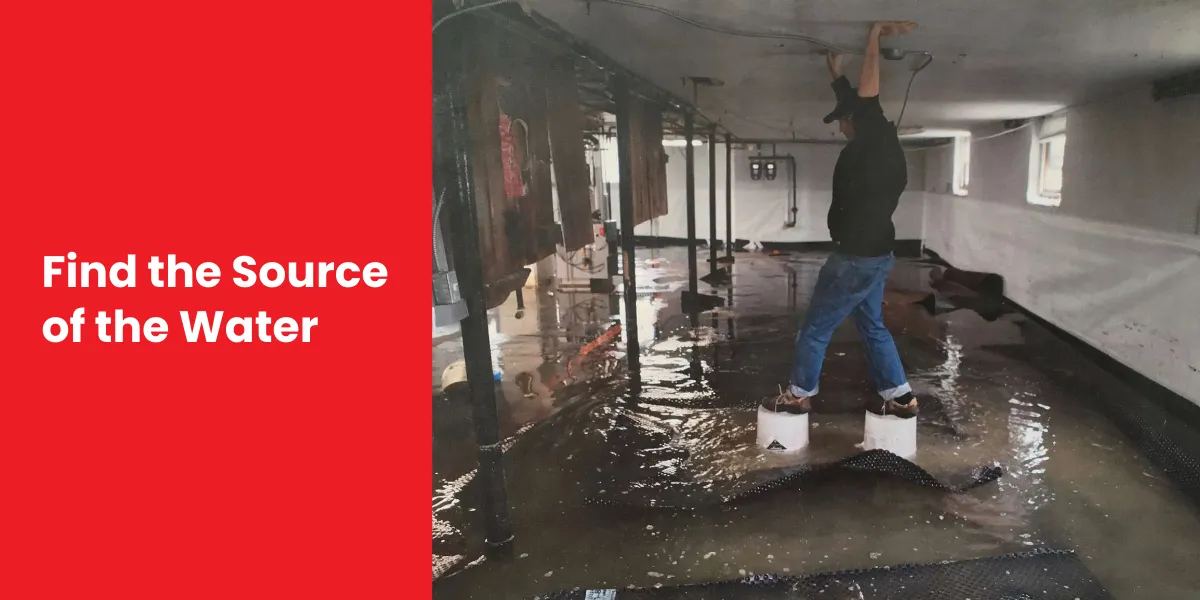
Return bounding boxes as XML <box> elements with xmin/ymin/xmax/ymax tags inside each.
<box><xmin>531</xmin><ymin>549</ymin><xmax>1113</xmax><ymax>600</ymax></box>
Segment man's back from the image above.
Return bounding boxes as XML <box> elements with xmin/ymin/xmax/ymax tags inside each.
<box><xmin>829</xmin><ymin>95</ymin><xmax>908</xmax><ymax>257</ymax></box>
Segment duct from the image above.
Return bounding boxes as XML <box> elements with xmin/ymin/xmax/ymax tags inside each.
<box><xmin>433</xmin><ymin>188</ymin><xmax>450</xmax><ymax>273</ymax></box>
<box><xmin>433</xmin><ymin>185</ymin><xmax>466</xmax><ymax>327</ymax></box>
<box><xmin>433</xmin><ymin>94</ymin><xmax>467</xmax><ymax>326</ymax></box>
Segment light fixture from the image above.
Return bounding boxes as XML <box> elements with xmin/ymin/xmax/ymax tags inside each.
<box><xmin>662</xmin><ymin>139</ymin><xmax>704</xmax><ymax>147</ymax></box>
<box><xmin>764</xmin><ymin>161</ymin><xmax>777</xmax><ymax>181</ymax></box>
<box><xmin>749</xmin><ymin>160</ymin><xmax>762</xmax><ymax>181</ymax></box>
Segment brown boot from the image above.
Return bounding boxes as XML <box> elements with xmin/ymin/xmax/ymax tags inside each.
<box><xmin>761</xmin><ymin>387</ymin><xmax>811</xmax><ymax>415</ymax></box>
<box><xmin>867</xmin><ymin>392</ymin><xmax>919</xmax><ymax>419</ymax></box>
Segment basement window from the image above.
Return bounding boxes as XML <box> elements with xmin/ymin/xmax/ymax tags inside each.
<box><xmin>1029</xmin><ymin>114</ymin><xmax>1066</xmax><ymax>207</ymax></box>
<box><xmin>952</xmin><ymin>135</ymin><xmax>970</xmax><ymax>196</ymax></box>
<box><xmin>1035</xmin><ymin>135</ymin><xmax>1065</xmax><ymax>203</ymax></box>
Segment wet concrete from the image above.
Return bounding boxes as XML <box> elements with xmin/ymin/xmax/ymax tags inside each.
<box><xmin>432</xmin><ymin>247</ymin><xmax>1200</xmax><ymax>599</ymax></box>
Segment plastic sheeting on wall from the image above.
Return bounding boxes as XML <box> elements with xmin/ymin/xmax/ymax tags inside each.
<box><xmin>735</xmin><ymin>190</ymin><xmax>925</xmax><ymax>244</ymax></box>
<box><xmin>924</xmin><ymin>193</ymin><xmax>1200</xmax><ymax>405</ymax></box>
<box><xmin>633</xmin><ymin>143</ymin><xmax>925</xmax><ymax>244</ymax></box>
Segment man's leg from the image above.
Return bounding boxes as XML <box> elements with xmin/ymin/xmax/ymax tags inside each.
<box><xmin>851</xmin><ymin>254</ymin><xmax>917</xmax><ymax>416</ymax></box>
<box><xmin>773</xmin><ymin>254</ymin><xmax>872</xmax><ymax>412</ymax></box>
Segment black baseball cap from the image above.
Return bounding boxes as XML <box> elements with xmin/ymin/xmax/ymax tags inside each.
<box><xmin>822</xmin><ymin>75</ymin><xmax>859</xmax><ymax>124</ymax></box>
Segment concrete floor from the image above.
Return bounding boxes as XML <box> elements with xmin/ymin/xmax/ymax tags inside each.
<box><xmin>432</xmin><ymin>247</ymin><xmax>1200</xmax><ymax>599</ymax></box>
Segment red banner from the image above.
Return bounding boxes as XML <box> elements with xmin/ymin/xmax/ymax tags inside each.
<box><xmin>2</xmin><ymin>1</ymin><xmax>426</xmax><ymax>598</ymax></box>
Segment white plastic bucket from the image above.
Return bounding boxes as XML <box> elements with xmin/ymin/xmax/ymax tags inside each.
<box><xmin>862</xmin><ymin>411</ymin><xmax>917</xmax><ymax>459</ymax></box>
<box><xmin>756</xmin><ymin>406</ymin><xmax>809</xmax><ymax>453</ymax></box>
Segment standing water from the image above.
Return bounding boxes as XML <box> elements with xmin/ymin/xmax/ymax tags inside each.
<box><xmin>433</xmin><ymin>248</ymin><xmax>1200</xmax><ymax>599</ymax></box>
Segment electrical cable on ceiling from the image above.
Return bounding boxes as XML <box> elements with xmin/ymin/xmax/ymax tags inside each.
<box><xmin>895</xmin><ymin>53</ymin><xmax>934</xmax><ymax>130</ymax></box>
<box><xmin>902</xmin><ymin>120</ymin><xmax>1033</xmax><ymax>152</ymax></box>
<box><xmin>589</xmin><ymin>0</ymin><xmax>938</xmax><ymax>136</ymax></box>
<box><xmin>975</xmin><ymin>120</ymin><xmax>1032</xmax><ymax>141</ymax></box>
<box><xmin>433</xmin><ymin>0</ymin><xmax>517</xmax><ymax>33</ymax></box>
<box><xmin>587</xmin><ymin>0</ymin><xmax>860</xmax><ymax>54</ymax></box>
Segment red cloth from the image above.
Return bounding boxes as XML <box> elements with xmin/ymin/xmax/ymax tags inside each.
<box><xmin>498</xmin><ymin>112</ymin><xmax>525</xmax><ymax>199</ymax></box>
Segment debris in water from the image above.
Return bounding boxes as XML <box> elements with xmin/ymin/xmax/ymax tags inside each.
<box><xmin>704</xmin><ymin>552</ymin><xmax>716</xmax><ymax>559</ymax></box>
<box><xmin>544</xmin><ymin>571</ymin><xmax>554</xmax><ymax>577</ymax></box>
<box><xmin>647</xmin><ymin>572</ymin><xmax>663</xmax><ymax>578</ymax></box>
<box><xmin>519</xmin><ymin>553</ymin><xmax>529</xmax><ymax>559</ymax></box>
<box><xmin>738</xmin><ymin>569</ymin><xmax>746</xmax><ymax>576</ymax></box>
<box><xmin>870</xmin><ymin>552</ymin><xmax>882</xmax><ymax>559</ymax></box>
<box><xmin>646</xmin><ymin>525</ymin><xmax>654</xmax><ymax>531</ymax></box>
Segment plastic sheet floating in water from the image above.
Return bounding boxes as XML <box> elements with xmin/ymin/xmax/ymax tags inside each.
<box><xmin>532</xmin><ymin>549</ymin><xmax>1111</xmax><ymax>599</ymax></box>
<box><xmin>588</xmin><ymin>449</ymin><xmax>1002</xmax><ymax>510</ymax></box>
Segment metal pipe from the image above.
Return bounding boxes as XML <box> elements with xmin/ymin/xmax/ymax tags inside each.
<box><xmin>708</xmin><ymin>126</ymin><xmax>717</xmax><ymax>268</ymax></box>
<box><xmin>724</xmin><ymin>133</ymin><xmax>732</xmax><ymax>260</ymax></box>
<box><xmin>614</xmin><ymin>76</ymin><xmax>640</xmax><ymax>373</ymax></box>
<box><xmin>438</xmin><ymin>74</ymin><xmax>514</xmax><ymax>557</ymax></box>
<box><xmin>788</xmin><ymin>157</ymin><xmax>797</xmax><ymax>227</ymax></box>
<box><xmin>736</xmin><ymin>138</ymin><xmax>846</xmax><ymax>145</ymax></box>
<box><xmin>684</xmin><ymin>111</ymin><xmax>697</xmax><ymax>295</ymax></box>
<box><xmin>754</xmin><ymin>154</ymin><xmax>799</xmax><ymax>228</ymax></box>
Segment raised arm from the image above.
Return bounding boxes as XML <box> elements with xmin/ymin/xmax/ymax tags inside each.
<box><xmin>858</xmin><ymin>21</ymin><xmax>917</xmax><ymax>98</ymax></box>
<box><xmin>826</xmin><ymin>51</ymin><xmax>843</xmax><ymax>81</ymax></box>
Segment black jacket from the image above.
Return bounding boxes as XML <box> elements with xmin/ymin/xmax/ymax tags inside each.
<box><xmin>828</xmin><ymin>76</ymin><xmax>908</xmax><ymax>257</ymax></box>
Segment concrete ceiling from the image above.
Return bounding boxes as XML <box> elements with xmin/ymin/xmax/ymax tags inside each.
<box><xmin>526</xmin><ymin>0</ymin><xmax>1200</xmax><ymax>139</ymax></box>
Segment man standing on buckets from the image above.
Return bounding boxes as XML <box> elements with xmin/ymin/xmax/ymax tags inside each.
<box><xmin>763</xmin><ymin>21</ymin><xmax>920</xmax><ymax>423</ymax></box>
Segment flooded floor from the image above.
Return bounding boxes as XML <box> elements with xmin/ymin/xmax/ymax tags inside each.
<box><xmin>433</xmin><ymin>248</ymin><xmax>1200</xmax><ymax>599</ymax></box>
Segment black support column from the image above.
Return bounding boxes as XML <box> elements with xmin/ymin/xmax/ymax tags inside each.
<box><xmin>725</xmin><ymin>133</ymin><xmax>733</xmax><ymax>261</ymax></box>
<box><xmin>681</xmin><ymin>115</ymin><xmax>726</xmax><ymax>312</ymax></box>
<box><xmin>708</xmin><ymin>126</ymin><xmax>717</xmax><ymax>269</ymax></box>
<box><xmin>684</xmin><ymin>111</ymin><xmax>697</xmax><ymax>296</ymax></box>
<box><xmin>614</xmin><ymin>76</ymin><xmax>640</xmax><ymax>373</ymax></box>
<box><xmin>437</xmin><ymin>75</ymin><xmax>513</xmax><ymax>558</ymax></box>
<box><xmin>700</xmin><ymin>127</ymin><xmax>730</xmax><ymax>285</ymax></box>
<box><xmin>691</xmin><ymin>112</ymin><xmax>700</xmax><ymax>297</ymax></box>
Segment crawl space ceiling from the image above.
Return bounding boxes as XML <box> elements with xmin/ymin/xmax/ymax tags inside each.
<box><xmin>525</xmin><ymin>0</ymin><xmax>1200</xmax><ymax>140</ymax></box>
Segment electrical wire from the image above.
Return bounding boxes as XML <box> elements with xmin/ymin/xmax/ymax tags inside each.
<box><xmin>591</xmin><ymin>0</ymin><xmax>940</xmax><ymax>136</ymax></box>
<box><xmin>433</xmin><ymin>0</ymin><xmax>517</xmax><ymax>34</ymax></box>
<box><xmin>558</xmin><ymin>247</ymin><xmax>606</xmax><ymax>273</ymax></box>
<box><xmin>895</xmin><ymin>53</ymin><xmax>934</xmax><ymax>130</ymax></box>
<box><xmin>588</xmin><ymin>0</ymin><xmax>861</xmax><ymax>55</ymax></box>
<box><xmin>975</xmin><ymin>120</ymin><xmax>1033</xmax><ymax>141</ymax></box>
<box><xmin>902</xmin><ymin>120</ymin><xmax>1034</xmax><ymax>152</ymax></box>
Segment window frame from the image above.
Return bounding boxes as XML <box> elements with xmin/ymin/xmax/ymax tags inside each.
<box><xmin>1027</xmin><ymin>112</ymin><xmax>1066</xmax><ymax>207</ymax></box>
<box><xmin>952</xmin><ymin>135</ymin><xmax>971</xmax><ymax>197</ymax></box>
<box><xmin>1036</xmin><ymin>133</ymin><xmax>1066</xmax><ymax>200</ymax></box>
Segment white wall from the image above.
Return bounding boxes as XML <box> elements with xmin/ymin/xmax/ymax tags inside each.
<box><xmin>632</xmin><ymin>142</ymin><xmax>926</xmax><ymax>244</ymax></box>
<box><xmin>923</xmin><ymin>87</ymin><xmax>1200</xmax><ymax>405</ymax></box>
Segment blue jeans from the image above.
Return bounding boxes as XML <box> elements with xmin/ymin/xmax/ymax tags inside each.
<box><xmin>789</xmin><ymin>252</ymin><xmax>911</xmax><ymax>400</ymax></box>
